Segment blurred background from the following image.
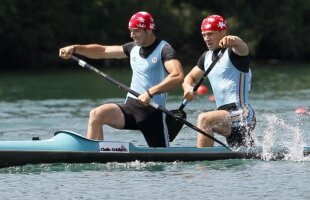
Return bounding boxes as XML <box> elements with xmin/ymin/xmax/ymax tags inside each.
<box><xmin>0</xmin><ymin>0</ymin><xmax>309</xmax><ymax>70</ymax></box>
<box><xmin>0</xmin><ymin>0</ymin><xmax>309</xmax><ymax>101</ymax></box>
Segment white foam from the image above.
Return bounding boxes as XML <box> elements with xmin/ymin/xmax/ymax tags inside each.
<box><xmin>260</xmin><ymin>114</ymin><xmax>309</xmax><ymax>161</ymax></box>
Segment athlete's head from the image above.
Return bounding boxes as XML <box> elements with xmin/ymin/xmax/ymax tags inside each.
<box><xmin>128</xmin><ymin>11</ymin><xmax>156</xmax><ymax>46</ymax></box>
<box><xmin>201</xmin><ymin>15</ymin><xmax>227</xmax><ymax>50</ymax></box>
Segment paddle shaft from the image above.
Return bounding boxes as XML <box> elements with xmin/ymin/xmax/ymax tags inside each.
<box><xmin>179</xmin><ymin>48</ymin><xmax>226</xmax><ymax>110</ymax></box>
<box><xmin>70</xmin><ymin>55</ymin><xmax>231</xmax><ymax>150</ymax></box>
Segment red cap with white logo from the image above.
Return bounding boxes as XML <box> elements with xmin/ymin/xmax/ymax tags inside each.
<box><xmin>128</xmin><ymin>11</ymin><xmax>155</xmax><ymax>30</ymax></box>
<box><xmin>201</xmin><ymin>15</ymin><xmax>227</xmax><ymax>32</ymax></box>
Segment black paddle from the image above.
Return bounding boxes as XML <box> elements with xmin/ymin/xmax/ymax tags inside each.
<box><xmin>166</xmin><ymin>48</ymin><xmax>226</xmax><ymax>141</ymax></box>
<box><xmin>70</xmin><ymin>55</ymin><xmax>231</xmax><ymax>150</ymax></box>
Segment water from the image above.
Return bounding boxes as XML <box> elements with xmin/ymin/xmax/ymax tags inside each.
<box><xmin>0</xmin><ymin>65</ymin><xmax>310</xmax><ymax>199</ymax></box>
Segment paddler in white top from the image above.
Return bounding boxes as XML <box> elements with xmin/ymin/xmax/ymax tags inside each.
<box><xmin>59</xmin><ymin>11</ymin><xmax>184</xmax><ymax>147</ymax></box>
<box><xmin>182</xmin><ymin>15</ymin><xmax>256</xmax><ymax>147</ymax></box>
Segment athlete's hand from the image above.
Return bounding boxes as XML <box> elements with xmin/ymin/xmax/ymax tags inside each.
<box><xmin>138</xmin><ymin>92</ymin><xmax>152</xmax><ymax>106</ymax></box>
<box><xmin>59</xmin><ymin>45</ymin><xmax>75</xmax><ymax>59</ymax></box>
<box><xmin>219</xmin><ymin>35</ymin><xmax>249</xmax><ymax>56</ymax></box>
<box><xmin>183</xmin><ymin>84</ymin><xmax>196</xmax><ymax>101</ymax></box>
<box><xmin>219</xmin><ymin>35</ymin><xmax>240</xmax><ymax>48</ymax></box>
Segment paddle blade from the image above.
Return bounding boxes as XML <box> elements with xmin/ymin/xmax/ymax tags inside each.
<box><xmin>166</xmin><ymin>109</ymin><xmax>187</xmax><ymax>142</ymax></box>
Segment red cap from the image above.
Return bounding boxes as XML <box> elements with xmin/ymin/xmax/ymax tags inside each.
<box><xmin>201</xmin><ymin>15</ymin><xmax>227</xmax><ymax>32</ymax></box>
<box><xmin>128</xmin><ymin>11</ymin><xmax>155</xmax><ymax>30</ymax></box>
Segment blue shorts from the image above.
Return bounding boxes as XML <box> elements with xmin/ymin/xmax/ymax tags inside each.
<box><xmin>117</xmin><ymin>97</ymin><xmax>169</xmax><ymax>147</ymax></box>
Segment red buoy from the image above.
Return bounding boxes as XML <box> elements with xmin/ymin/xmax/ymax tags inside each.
<box><xmin>295</xmin><ymin>107</ymin><xmax>309</xmax><ymax>115</ymax></box>
<box><xmin>197</xmin><ymin>85</ymin><xmax>208</xmax><ymax>95</ymax></box>
<box><xmin>209</xmin><ymin>95</ymin><xmax>215</xmax><ymax>102</ymax></box>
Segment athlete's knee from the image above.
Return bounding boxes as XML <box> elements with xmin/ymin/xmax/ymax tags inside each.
<box><xmin>89</xmin><ymin>108</ymin><xmax>104</xmax><ymax>125</ymax></box>
<box><xmin>197</xmin><ymin>113</ymin><xmax>210</xmax><ymax>124</ymax></box>
<box><xmin>197</xmin><ymin>113</ymin><xmax>213</xmax><ymax>132</ymax></box>
<box><xmin>197</xmin><ymin>113</ymin><xmax>204</xmax><ymax>122</ymax></box>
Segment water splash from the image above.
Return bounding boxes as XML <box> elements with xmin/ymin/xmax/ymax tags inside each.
<box><xmin>261</xmin><ymin>115</ymin><xmax>277</xmax><ymax>161</ymax></box>
<box><xmin>260</xmin><ymin>114</ymin><xmax>309</xmax><ymax>161</ymax></box>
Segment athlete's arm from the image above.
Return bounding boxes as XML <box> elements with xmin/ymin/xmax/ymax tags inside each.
<box><xmin>147</xmin><ymin>59</ymin><xmax>184</xmax><ymax>97</ymax></box>
<box><xmin>59</xmin><ymin>44</ymin><xmax>127</xmax><ymax>59</ymax></box>
<box><xmin>219</xmin><ymin>35</ymin><xmax>249</xmax><ymax>56</ymax></box>
<box><xmin>182</xmin><ymin>66</ymin><xmax>204</xmax><ymax>101</ymax></box>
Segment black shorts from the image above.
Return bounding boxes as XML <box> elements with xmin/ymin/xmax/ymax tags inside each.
<box><xmin>117</xmin><ymin>97</ymin><xmax>169</xmax><ymax>147</ymax></box>
<box><xmin>219</xmin><ymin>103</ymin><xmax>256</xmax><ymax>147</ymax></box>
<box><xmin>226</xmin><ymin>118</ymin><xmax>256</xmax><ymax>147</ymax></box>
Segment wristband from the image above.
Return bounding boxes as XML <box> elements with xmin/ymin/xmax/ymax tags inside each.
<box><xmin>147</xmin><ymin>89</ymin><xmax>153</xmax><ymax>98</ymax></box>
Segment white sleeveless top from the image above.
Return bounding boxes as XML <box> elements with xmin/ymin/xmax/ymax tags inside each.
<box><xmin>128</xmin><ymin>40</ymin><xmax>168</xmax><ymax>107</ymax></box>
<box><xmin>204</xmin><ymin>50</ymin><xmax>252</xmax><ymax>109</ymax></box>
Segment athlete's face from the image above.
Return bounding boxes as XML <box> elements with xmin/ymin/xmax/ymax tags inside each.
<box><xmin>129</xmin><ymin>28</ymin><xmax>150</xmax><ymax>46</ymax></box>
<box><xmin>202</xmin><ymin>30</ymin><xmax>226</xmax><ymax>50</ymax></box>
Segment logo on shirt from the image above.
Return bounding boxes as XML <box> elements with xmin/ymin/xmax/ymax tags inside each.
<box><xmin>151</xmin><ymin>57</ymin><xmax>158</xmax><ymax>63</ymax></box>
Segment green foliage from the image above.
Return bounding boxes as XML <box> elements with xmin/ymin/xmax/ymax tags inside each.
<box><xmin>0</xmin><ymin>0</ymin><xmax>309</xmax><ymax>69</ymax></box>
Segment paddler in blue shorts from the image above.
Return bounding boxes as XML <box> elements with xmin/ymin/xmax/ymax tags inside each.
<box><xmin>182</xmin><ymin>15</ymin><xmax>256</xmax><ymax>147</ymax></box>
<box><xmin>59</xmin><ymin>11</ymin><xmax>184</xmax><ymax>147</ymax></box>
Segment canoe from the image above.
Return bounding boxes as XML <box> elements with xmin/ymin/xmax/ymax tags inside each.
<box><xmin>0</xmin><ymin>130</ymin><xmax>309</xmax><ymax>168</ymax></box>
